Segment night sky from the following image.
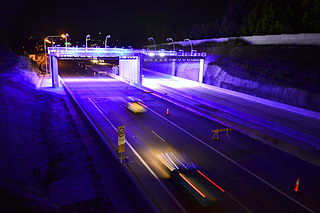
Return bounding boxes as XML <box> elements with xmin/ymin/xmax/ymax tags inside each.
<box><xmin>0</xmin><ymin>0</ymin><xmax>255</xmax><ymax>47</ymax></box>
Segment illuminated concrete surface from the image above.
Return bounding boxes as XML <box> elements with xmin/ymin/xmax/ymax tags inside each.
<box><xmin>56</xmin><ymin>61</ymin><xmax>320</xmax><ymax>213</ymax></box>
<box><xmin>141</xmin><ymin>69</ymin><xmax>320</xmax><ymax>155</ymax></box>
<box><xmin>47</xmin><ymin>47</ymin><xmax>205</xmax><ymax>88</ymax></box>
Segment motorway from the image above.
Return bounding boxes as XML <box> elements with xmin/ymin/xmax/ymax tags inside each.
<box><xmin>141</xmin><ymin>69</ymin><xmax>320</xmax><ymax>148</ymax></box>
<box><xmin>59</xmin><ymin>61</ymin><xmax>320</xmax><ymax>213</ymax></box>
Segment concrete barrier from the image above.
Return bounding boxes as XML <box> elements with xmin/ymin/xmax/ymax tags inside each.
<box><xmin>175</xmin><ymin>33</ymin><xmax>320</xmax><ymax>46</ymax></box>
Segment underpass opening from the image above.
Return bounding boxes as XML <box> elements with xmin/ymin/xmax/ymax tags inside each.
<box><xmin>141</xmin><ymin>56</ymin><xmax>205</xmax><ymax>91</ymax></box>
<box><xmin>47</xmin><ymin>47</ymin><xmax>205</xmax><ymax>88</ymax></box>
<box><xmin>57</xmin><ymin>57</ymin><xmax>120</xmax><ymax>79</ymax></box>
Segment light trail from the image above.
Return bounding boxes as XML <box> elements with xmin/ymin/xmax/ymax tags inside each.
<box><xmin>179</xmin><ymin>173</ymin><xmax>206</xmax><ymax>198</ymax></box>
<box><xmin>196</xmin><ymin>170</ymin><xmax>226</xmax><ymax>193</ymax></box>
<box><xmin>145</xmin><ymin>103</ymin><xmax>316</xmax><ymax>213</ymax></box>
<box><xmin>87</xmin><ymin>97</ymin><xmax>187</xmax><ymax>213</ymax></box>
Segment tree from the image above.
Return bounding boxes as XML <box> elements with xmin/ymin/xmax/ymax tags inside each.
<box><xmin>219</xmin><ymin>1</ymin><xmax>251</xmax><ymax>36</ymax></box>
<box><xmin>241</xmin><ymin>0</ymin><xmax>320</xmax><ymax>35</ymax></box>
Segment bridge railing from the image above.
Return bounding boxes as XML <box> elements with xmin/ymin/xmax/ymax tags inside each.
<box><xmin>48</xmin><ymin>47</ymin><xmax>132</xmax><ymax>56</ymax></box>
<box><xmin>47</xmin><ymin>47</ymin><xmax>206</xmax><ymax>57</ymax></box>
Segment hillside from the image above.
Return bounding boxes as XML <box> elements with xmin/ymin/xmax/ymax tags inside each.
<box><xmin>202</xmin><ymin>45</ymin><xmax>320</xmax><ymax>111</ymax></box>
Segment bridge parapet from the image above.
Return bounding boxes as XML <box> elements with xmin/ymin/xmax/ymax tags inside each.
<box><xmin>47</xmin><ymin>47</ymin><xmax>206</xmax><ymax>58</ymax></box>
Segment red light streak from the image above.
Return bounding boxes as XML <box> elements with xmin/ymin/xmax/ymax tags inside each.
<box><xmin>179</xmin><ymin>173</ymin><xmax>206</xmax><ymax>198</ymax></box>
<box><xmin>197</xmin><ymin>170</ymin><xmax>226</xmax><ymax>192</ymax></box>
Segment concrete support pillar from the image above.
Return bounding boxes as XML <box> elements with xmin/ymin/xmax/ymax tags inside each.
<box><xmin>171</xmin><ymin>61</ymin><xmax>176</xmax><ymax>76</ymax></box>
<box><xmin>137</xmin><ymin>57</ymin><xmax>142</xmax><ymax>85</ymax></box>
<box><xmin>119</xmin><ymin>57</ymin><xmax>142</xmax><ymax>86</ymax></box>
<box><xmin>50</xmin><ymin>56</ymin><xmax>59</xmax><ymax>88</ymax></box>
<box><xmin>199</xmin><ymin>58</ymin><xmax>204</xmax><ymax>83</ymax></box>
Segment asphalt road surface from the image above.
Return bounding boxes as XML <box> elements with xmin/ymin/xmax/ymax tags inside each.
<box><xmin>141</xmin><ymin>69</ymin><xmax>320</xmax><ymax>147</ymax></box>
<box><xmin>58</xmin><ymin>61</ymin><xmax>320</xmax><ymax>213</ymax></box>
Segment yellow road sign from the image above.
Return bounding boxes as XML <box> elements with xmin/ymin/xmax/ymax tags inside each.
<box><xmin>118</xmin><ymin>144</ymin><xmax>125</xmax><ymax>153</ymax></box>
<box><xmin>118</xmin><ymin>126</ymin><xmax>126</xmax><ymax>146</ymax></box>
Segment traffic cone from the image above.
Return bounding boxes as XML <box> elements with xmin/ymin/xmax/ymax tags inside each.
<box><xmin>293</xmin><ymin>178</ymin><xmax>300</xmax><ymax>192</ymax></box>
<box><xmin>166</xmin><ymin>108</ymin><xmax>170</xmax><ymax>116</ymax></box>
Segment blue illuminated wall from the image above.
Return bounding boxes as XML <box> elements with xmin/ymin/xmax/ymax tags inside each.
<box><xmin>142</xmin><ymin>61</ymin><xmax>200</xmax><ymax>82</ymax></box>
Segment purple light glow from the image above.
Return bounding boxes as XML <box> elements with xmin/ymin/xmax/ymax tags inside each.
<box><xmin>48</xmin><ymin>47</ymin><xmax>203</xmax><ymax>58</ymax></box>
<box><xmin>62</xmin><ymin>78</ymin><xmax>117</xmax><ymax>83</ymax></box>
<box><xmin>143</xmin><ymin>76</ymin><xmax>199</xmax><ymax>89</ymax></box>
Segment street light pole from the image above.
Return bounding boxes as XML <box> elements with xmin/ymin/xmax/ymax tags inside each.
<box><xmin>61</xmin><ymin>33</ymin><xmax>69</xmax><ymax>51</ymax></box>
<box><xmin>65</xmin><ymin>33</ymin><xmax>69</xmax><ymax>51</ymax></box>
<box><xmin>105</xmin><ymin>35</ymin><xmax>111</xmax><ymax>48</ymax></box>
<box><xmin>44</xmin><ymin>39</ymin><xmax>48</xmax><ymax>74</ymax></box>
<box><xmin>43</xmin><ymin>35</ymin><xmax>63</xmax><ymax>74</ymax></box>
<box><xmin>86</xmin><ymin>34</ymin><xmax>91</xmax><ymax>52</ymax></box>
<box><xmin>148</xmin><ymin>37</ymin><xmax>156</xmax><ymax>51</ymax></box>
<box><xmin>166</xmin><ymin>38</ymin><xmax>175</xmax><ymax>52</ymax></box>
<box><xmin>184</xmin><ymin>39</ymin><xmax>193</xmax><ymax>53</ymax></box>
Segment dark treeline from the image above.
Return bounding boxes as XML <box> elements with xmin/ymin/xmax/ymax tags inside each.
<box><xmin>242</xmin><ymin>0</ymin><xmax>320</xmax><ymax>35</ymax></box>
<box><xmin>151</xmin><ymin>0</ymin><xmax>320</xmax><ymax>41</ymax></box>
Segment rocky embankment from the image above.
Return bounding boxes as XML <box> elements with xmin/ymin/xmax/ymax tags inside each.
<box><xmin>202</xmin><ymin>45</ymin><xmax>320</xmax><ymax>111</ymax></box>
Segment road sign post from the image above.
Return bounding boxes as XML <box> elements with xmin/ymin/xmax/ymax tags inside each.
<box><xmin>118</xmin><ymin>126</ymin><xmax>126</xmax><ymax>164</ymax></box>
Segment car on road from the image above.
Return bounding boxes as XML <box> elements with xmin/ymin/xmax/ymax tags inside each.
<box><xmin>127</xmin><ymin>96</ymin><xmax>146</xmax><ymax>113</ymax></box>
<box><xmin>157</xmin><ymin>152</ymin><xmax>226</xmax><ymax>207</ymax></box>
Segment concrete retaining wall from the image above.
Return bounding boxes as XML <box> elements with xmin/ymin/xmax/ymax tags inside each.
<box><xmin>203</xmin><ymin>63</ymin><xmax>320</xmax><ymax>113</ymax></box>
<box><xmin>176</xmin><ymin>33</ymin><xmax>320</xmax><ymax>46</ymax></box>
<box><xmin>142</xmin><ymin>61</ymin><xmax>200</xmax><ymax>82</ymax></box>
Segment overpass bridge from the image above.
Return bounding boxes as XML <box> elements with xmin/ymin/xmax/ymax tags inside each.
<box><xmin>47</xmin><ymin>47</ymin><xmax>206</xmax><ymax>87</ymax></box>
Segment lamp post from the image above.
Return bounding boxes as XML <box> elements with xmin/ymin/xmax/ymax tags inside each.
<box><xmin>86</xmin><ymin>34</ymin><xmax>91</xmax><ymax>52</ymax></box>
<box><xmin>105</xmin><ymin>35</ymin><xmax>111</xmax><ymax>48</ymax></box>
<box><xmin>184</xmin><ymin>39</ymin><xmax>193</xmax><ymax>53</ymax></box>
<box><xmin>43</xmin><ymin>34</ymin><xmax>65</xmax><ymax>73</ymax></box>
<box><xmin>166</xmin><ymin>38</ymin><xmax>175</xmax><ymax>52</ymax></box>
<box><xmin>61</xmin><ymin>33</ymin><xmax>69</xmax><ymax>51</ymax></box>
<box><xmin>148</xmin><ymin>37</ymin><xmax>156</xmax><ymax>51</ymax></box>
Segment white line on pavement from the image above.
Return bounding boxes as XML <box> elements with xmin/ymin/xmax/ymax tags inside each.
<box><xmin>152</xmin><ymin>130</ymin><xmax>166</xmax><ymax>142</ymax></box>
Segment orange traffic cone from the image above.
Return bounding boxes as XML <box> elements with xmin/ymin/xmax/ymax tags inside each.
<box><xmin>293</xmin><ymin>178</ymin><xmax>300</xmax><ymax>192</ymax></box>
<box><xmin>166</xmin><ymin>108</ymin><xmax>170</xmax><ymax>116</ymax></box>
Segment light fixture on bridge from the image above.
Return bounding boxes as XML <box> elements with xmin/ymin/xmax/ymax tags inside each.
<box><xmin>147</xmin><ymin>37</ymin><xmax>156</xmax><ymax>51</ymax></box>
<box><xmin>44</xmin><ymin>38</ymin><xmax>52</xmax><ymax>44</ymax></box>
<box><xmin>184</xmin><ymin>39</ymin><xmax>193</xmax><ymax>53</ymax></box>
<box><xmin>86</xmin><ymin>34</ymin><xmax>91</xmax><ymax>52</ymax></box>
<box><xmin>166</xmin><ymin>38</ymin><xmax>175</xmax><ymax>52</ymax></box>
<box><xmin>148</xmin><ymin>52</ymin><xmax>155</xmax><ymax>57</ymax></box>
<box><xmin>105</xmin><ymin>35</ymin><xmax>111</xmax><ymax>48</ymax></box>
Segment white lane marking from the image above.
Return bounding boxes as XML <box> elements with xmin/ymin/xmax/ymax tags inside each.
<box><xmin>152</xmin><ymin>130</ymin><xmax>166</xmax><ymax>142</ymax></box>
<box><xmin>87</xmin><ymin>97</ymin><xmax>187</xmax><ymax>213</ymax></box>
<box><xmin>226</xmin><ymin>192</ymin><xmax>253</xmax><ymax>213</ymax></box>
<box><xmin>146</xmin><ymin>106</ymin><xmax>315</xmax><ymax>213</ymax></box>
